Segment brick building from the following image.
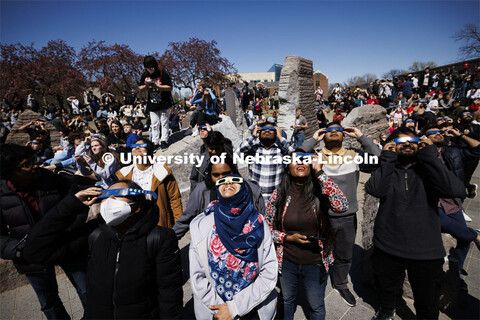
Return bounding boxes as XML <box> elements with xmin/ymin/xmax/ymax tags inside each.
<box><xmin>313</xmin><ymin>70</ymin><xmax>329</xmax><ymax>95</ymax></box>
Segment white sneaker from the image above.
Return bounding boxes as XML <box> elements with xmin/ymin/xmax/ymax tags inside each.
<box><xmin>463</xmin><ymin>211</ymin><xmax>473</xmax><ymax>222</ymax></box>
<box><xmin>192</xmin><ymin>129</ymin><xmax>199</xmax><ymax>137</ymax></box>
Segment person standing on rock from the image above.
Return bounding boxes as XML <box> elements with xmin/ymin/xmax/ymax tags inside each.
<box><xmin>241</xmin><ymin>82</ymin><xmax>252</xmax><ymax>112</ymax></box>
<box><xmin>138</xmin><ymin>56</ymin><xmax>173</xmax><ymax>151</ymax></box>
<box><xmin>365</xmin><ymin>127</ymin><xmax>465</xmax><ymax>320</ymax></box>
<box><xmin>300</xmin><ymin>123</ymin><xmax>381</xmax><ymax>308</ymax></box>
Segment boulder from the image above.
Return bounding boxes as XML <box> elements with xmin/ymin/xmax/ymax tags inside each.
<box><xmin>278</xmin><ymin>56</ymin><xmax>316</xmax><ymax>139</ymax></box>
<box><xmin>224</xmin><ymin>87</ymin><xmax>239</xmax><ymax>126</ymax></box>
<box><xmin>5</xmin><ymin>109</ymin><xmax>61</xmax><ymax>146</ymax></box>
<box><xmin>342</xmin><ymin>104</ymin><xmax>389</xmax><ymax>150</ymax></box>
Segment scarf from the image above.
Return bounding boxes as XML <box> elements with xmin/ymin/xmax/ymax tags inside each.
<box><xmin>213</xmin><ymin>176</ymin><xmax>263</xmax><ymax>262</ymax></box>
<box><xmin>207</xmin><ymin>176</ymin><xmax>263</xmax><ymax>301</ymax></box>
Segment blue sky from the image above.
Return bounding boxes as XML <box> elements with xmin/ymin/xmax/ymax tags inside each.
<box><xmin>1</xmin><ymin>1</ymin><xmax>478</xmax><ymax>85</ymax></box>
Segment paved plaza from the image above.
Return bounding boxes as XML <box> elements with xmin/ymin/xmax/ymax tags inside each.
<box><xmin>1</xmin><ymin>168</ymin><xmax>479</xmax><ymax>320</ymax></box>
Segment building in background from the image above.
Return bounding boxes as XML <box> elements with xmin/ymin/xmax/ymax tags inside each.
<box><xmin>236</xmin><ymin>64</ymin><xmax>282</xmax><ymax>88</ymax></box>
<box><xmin>313</xmin><ymin>70</ymin><xmax>329</xmax><ymax>95</ymax></box>
<box><xmin>231</xmin><ymin>64</ymin><xmax>329</xmax><ymax>93</ymax></box>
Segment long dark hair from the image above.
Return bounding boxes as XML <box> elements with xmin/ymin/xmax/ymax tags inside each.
<box><xmin>274</xmin><ymin>166</ymin><xmax>334</xmax><ymax>253</ymax></box>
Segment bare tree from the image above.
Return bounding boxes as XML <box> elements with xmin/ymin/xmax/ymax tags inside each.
<box><xmin>453</xmin><ymin>23</ymin><xmax>480</xmax><ymax>59</ymax></box>
<box><xmin>408</xmin><ymin>61</ymin><xmax>437</xmax><ymax>72</ymax></box>
<box><xmin>382</xmin><ymin>69</ymin><xmax>407</xmax><ymax>79</ymax></box>
<box><xmin>342</xmin><ymin>73</ymin><xmax>378</xmax><ymax>89</ymax></box>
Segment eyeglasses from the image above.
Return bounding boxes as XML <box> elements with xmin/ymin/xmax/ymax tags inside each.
<box><xmin>98</xmin><ymin>188</ymin><xmax>158</xmax><ymax>199</ymax></box>
<box><xmin>131</xmin><ymin>143</ymin><xmax>148</xmax><ymax>148</ymax></box>
<box><xmin>216</xmin><ymin>176</ymin><xmax>244</xmax><ymax>186</ymax></box>
<box><xmin>261</xmin><ymin>126</ymin><xmax>275</xmax><ymax>131</ymax></box>
<box><xmin>325</xmin><ymin>126</ymin><xmax>344</xmax><ymax>132</ymax></box>
<box><xmin>393</xmin><ymin>137</ymin><xmax>420</xmax><ymax>144</ymax></box>
<box><xmin>426</xmin><ymin>130</ymin><xmax>442</xmax><ymax>136</ymax></box>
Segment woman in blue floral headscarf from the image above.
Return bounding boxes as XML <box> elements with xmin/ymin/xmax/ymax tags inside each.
<box><xmin>189</xmin><ymin>174</ymin><xmax>278</xmax><ymax>320</ymax></box>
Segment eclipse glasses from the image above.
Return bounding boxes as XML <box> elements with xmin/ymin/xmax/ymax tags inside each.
<box><xmin>98</xmin><ymin>188</ymin><xmax>158</xmax><ymax>199</ymax></box>
<box><xmin>215</xmin><ymin>176</ymin><xmax>244</xmax><ymax>187</ymax></box>
<box><xmin>393</xmin><ymin>137</ymin><xmax>420</xmax><ymax>144</ymax></box>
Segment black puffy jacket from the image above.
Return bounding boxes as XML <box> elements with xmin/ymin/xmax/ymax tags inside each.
<box><xmin>23</xmin><ymin>201</ymin><xmax>183</xmax><ymax>319</ymax></box>
<box><xmin>0</xmin><ymin>170</ymin><xmax>93</xmax><ymax>273</ymax></box>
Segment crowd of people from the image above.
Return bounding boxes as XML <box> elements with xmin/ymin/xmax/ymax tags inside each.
<box><xmin>0</xmin><ymin>59</ymin><xmax>479</xmax><ymax>320</ymax></box>
<box><xmin>314</xmin><ymin>65</ymin><xmax>480</xmax><ymax>116</ymax></box>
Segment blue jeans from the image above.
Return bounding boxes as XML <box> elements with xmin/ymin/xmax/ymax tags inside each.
<box><xmin>294</xmin><ymin>133</ymin><xmax>305</xmax><ymax>148</ymax></box>
<box><xmin>279</xmin><ymin>259</ymin><xmax>328</xmax><ymax>320</ymax></box>
<box><xmin>26</xmin><ymin>260</ymin><xmax>87</xmax><ymax>320</ymax></box>
<box><xmin>439</xmin><ymin>206</ymin><xmax>477</xmax><ymax>272</ymax></box>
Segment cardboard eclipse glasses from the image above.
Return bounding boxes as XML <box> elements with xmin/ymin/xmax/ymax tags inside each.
<box><xmin>97</xmin><ymin>188</ymin><xmax>158</xmax><ymax>199</ymax></box>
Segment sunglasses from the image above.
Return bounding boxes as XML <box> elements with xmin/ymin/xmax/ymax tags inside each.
<box><xmin>215</xmin><ymin>176</ymin><xmax>244</xmax><ymax>186</ymax></box>
<box><xmin>462</xmin><ymin>113</ymin><xmax>473</xmax><ymax>116</ymax></box>
<box><xmin>131</xmin><ymin>143</ymin><xmax>148</xmax><ymax>148</ymax></box>
<box><xmin>261</xmin><ymin>126</ymin><xmax>275</xmax><ymax>131</ymax></box>
<box><xmin>98</xmin><ymin>188</ymin><xmax>158</xmax><ymax>199</ymax></box>
<box><xmin>31</xmin><ymin>141</ymin><xmax>38</xmax><ymax>145</ymax></box>
<box><xmin>436</xmin><ymin>117</ymin><xmax>447</xmax><ymax>121</ymax></box>
<box><xmin>91</xmin><ymin>135</ymin><xmax>101</xmax><ymax>139</ymax></box>
<box><xmin>405</xmin><ymin>120</ymin><xmax>416</xmax><ymax>123</ymax></box>
<box><xmin>426</xmin><ymin>130</ymin><xmax>442</xmax><ymax>136</ymax></box>
<box><xmin>326</xmin><ymin>126</ymin><xmax>344</xmax><ymax>132</ymax></box>
<box><xmin>393</xmin><ymin>137</ymin><xmax>420</xmax><ymax>144</ymax></box>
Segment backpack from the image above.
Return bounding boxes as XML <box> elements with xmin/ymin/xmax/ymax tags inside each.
<box><xmin>88</xmin><ymin>226</ymin><xmax>162</xmax><ymax>259</ymax></box>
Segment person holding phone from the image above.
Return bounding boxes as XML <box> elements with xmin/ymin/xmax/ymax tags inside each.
<box><xmin>265</xmin><ymin>152</ymin><xmax>348</xmax><ymax>320</ymax></box>
<box><xmin>138</xmin><ymin>56</ymin><xmax>173</xmax><ymax>151</ymax></box>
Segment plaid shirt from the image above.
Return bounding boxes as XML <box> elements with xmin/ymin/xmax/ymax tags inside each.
<box><xmin>236</xmin><ymin>135</ymin><xmax>295</xmax><ymax>201</ymax></box>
